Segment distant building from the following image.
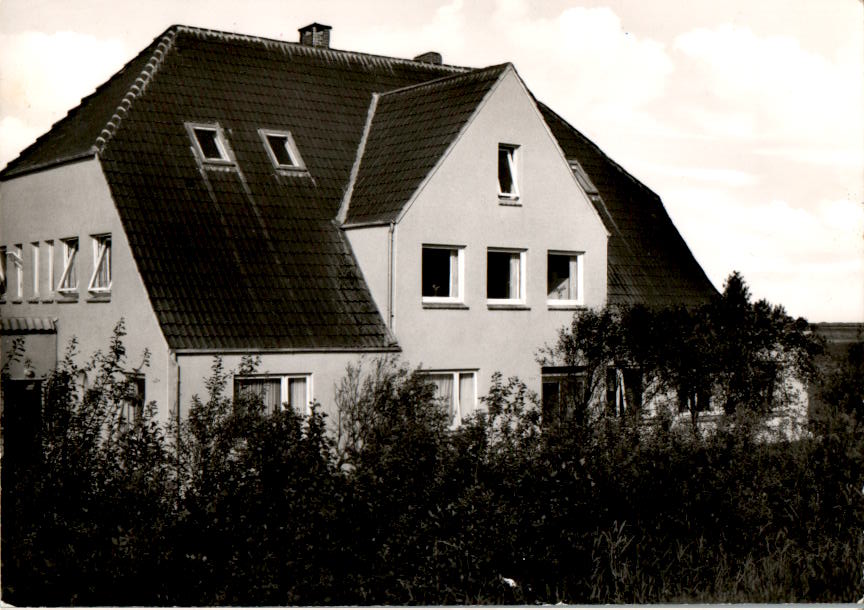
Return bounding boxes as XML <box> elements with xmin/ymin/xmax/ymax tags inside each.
<box><xmin>0</xmin><ymin>24</ymin><xmax>715</xmax><ymax>425</ymax></box>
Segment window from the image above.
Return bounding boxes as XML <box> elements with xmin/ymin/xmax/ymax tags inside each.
<box><xmin>423</xmin><ymin>371</ymin><xmax>476</xmax><ymax>426</ymax></box>
<box><xmin>186</xmin><ymin>123</ymin><xmax>232</xmax><ymax>164</ymax></box>
<box><xmin>12</xmin><ymin>244</ymin><xmax>23</xmax><ymax>300</ymax></box>
<box><xmin>422</xmin><ymin>245</ymin><xmax>464</xmax><ymax>303</ymax></box>
<box><xmin>234</xmin><ymin>374</ymin><xmax>312</xmax><ymax>415</ymax></box>
<box><xmin>541</xmin><ymin>366</ymin><xmax>587</xmax><ymax>426</ymax></box>
<box><xmin>0</xmin><ymin>246</ymin><xmax>6</xmax><ymax>300</ymax></box>
<box><xmin>487</xmin><ymin>249</ymin><xmax>526</xmax><ymax>303</ymax></box>
<box><xmin>46</xmin><ymin>240</ymin><xmax>54</xmax><ymax>299</ymax></box>
<box><xmin>497</xmin><ymin>144</ymin><xmax>519</xmax><ymax>199</ymax></box>
<box><xmin>89</xmin><ymin>235</ymin><xmax>111</xmax><ymax>293</ymax></box>
<box><xmin>568</xmin><ymin>159</ymin><xmax>599</xmax><ymax>197</ymax></box>
<box><xmin>30</xmin><ymin>242</ymin><xmax>40</xmax><ymax>299</ymax></box>
<box><xmin>58</xmin><ymin>238</ymin><xmax>78</xmax><ymax>293</ymax></box>
<box><xmin>259</xmin><ymin>129</ymin><xmax>305</xmax><ymax>170</ymax></box>
<box><xmin>605</xmin><ymin>367</ymin><xmax>642</xmax><ymax>417</ymax></box>
<box><xmin>120</xmin><ymin>375</ymin><xmax>146</xmax><ymax>423</ymax></box>
<box><xmin>547</xmin><ymin>252</ymin><xmax>583</xmax><ymax>305</ymax></box>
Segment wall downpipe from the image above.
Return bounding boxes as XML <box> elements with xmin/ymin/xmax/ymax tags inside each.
<box><xmin>388</xmin><ymin>221</ymin><xmax>396</xmax><ymax>331</ymax></box>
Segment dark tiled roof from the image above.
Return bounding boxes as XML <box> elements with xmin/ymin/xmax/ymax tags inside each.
<box><xmin>538</xmin><ymin>103</ymin><xmax>718</xmax><ymax>308</ymax></box>
<box><xmin>345</xmin><ymin>64</ymin><xmax>508</xmax><ymax>225</ymax></box>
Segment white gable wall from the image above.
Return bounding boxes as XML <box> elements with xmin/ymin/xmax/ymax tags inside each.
<box><xmin>394</xmin><ymin>68</ymin><xmax>608</xmax><ymax>411</ymax></box>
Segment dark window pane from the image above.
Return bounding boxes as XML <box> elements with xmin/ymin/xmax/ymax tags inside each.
<box><xmin>498</xmin><ymin>147</ymin><xmax>514</xmax><ymax>194</ymax></box>
<box><xmin>266</xmin><ymin>135</ymin><xmax>296</xmax><ymax>166</ymax></box>
<box><xmin>422</xmin><ymin>248</ymin><xmax>451</xmax><ymax>297</ymax></box>
<box><xmin>547</xmin><ymin>254</ymin><xmax>570</xmax><ymax>299</ymax></box>
<box><xmin>194</xmin><ymin>128</ymin><xmax>224</xmax><ymax>160</ymax></box>
<box><xmin>487</xmin><ymin>251</ymin><xmax>512</xmax><ymax>299</ymax></box>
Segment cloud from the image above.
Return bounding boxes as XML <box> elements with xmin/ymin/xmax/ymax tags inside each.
<box><xmin>0</xmin><ymin>30</ymin><xmax>127</xmax><ymax>165</ymax></box>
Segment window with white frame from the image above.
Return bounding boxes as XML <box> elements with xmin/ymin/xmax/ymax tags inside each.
<box><xmin>120</xmin><ymin>374</ymin><xmax>146</xmax><ymax>424</ymax></box>
<box><xmin>45</xmin><ymin>240</ymin><xmax>54</xmax><ymax>298</ymax></box>
<box><xmin>30</xmin><ymin>242</ymin><xmax>40</xmax><ymax>298</ymax></box>
<box><xmin>0</xmin><ymin>246</ymin><xmax>7</xmax><ymax>299</ymax></box>
<box><xmin>422</xmin><ymin>245</ymin><xmax>464</xmax><ymax>302</ymax></box>
<box><xmin>487</xmin><ymin>249</ymin><xmax>526</xmax><ymax>303</ymax></box>
<box><xmin>187</xmin><ymin>123</ymin><xmax>232</xmax><ymax>164</ymax></box>
<box><xmin>233</xmin><ymin>374</ymin><xmax>312</xmax><ymax>415</ymax></box>
<box><xmin>497</xmin><ymin>144</ymin><xmax>519</xmax><ymax>199</ymax></box>
<box><xmin>57</xmin><ymin>238</ymin><xmax>78</xmax><ymax>294</ymax></box>
<box><xmin>89</xmin><ymin>235</ymin><xmax>111</xmax><ymax>293</ymax></box>
<box><xmin>12</xmin><ymin>244</ymin><xmax>23</xmax><ymax>300</ymax></box>
<box><xmin>423</xmin><ymin>370</ymin><xmax>476</xmax><ymax>425</ymax></box>
<box><xmin>547</xmin><ymin>251</ymin><xmax>583</xmax><ymax>305</ymax></box>
<box><xmin>259</xmin><ymin>129</ymin><xmax>305</xmax><ymax>170</ymax></box>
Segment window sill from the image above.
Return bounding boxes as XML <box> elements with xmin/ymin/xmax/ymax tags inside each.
<box><xmin>275</xmin><ymin>167</ymin><xmax>310</xmax><ymax>177</ymax></box>
<box><xmin>547</xmin><ymin>302</ymin><xmax>586</xmax><ymax>311</ymax></box>
<box><xmin>498</xmin><ymin>196</ymin><xmax>522</xmax><ymax>207</ymax></box>
<box><xmin>87</xmin><ymin>293</ymin><xmax>111</xmax><ymax>303</ymax></box>
<box><xmin>41</xmin><ymin>297</ymin><xmax>55</xmax><ymax>304</ymax></box>
<box><xmin>28</xmin><ymin>298</ymin><xmax>41</xmax><ymax>304</ymax></box>
<box><xmin>56</xmin><ymin>293</ymin><xmax>79</xmax><ymax>303</ymax></box>
<box><xmin>487</xmin><ymin>303</ymin><xmax>530</xmax><ymax>311</ymax></box>
<box><xmin>423</xmin><ymin>302</ymin><xmax>469</xmax><ymax>310</ymax></box>
<box><xmin>11</xmin><ymin>299</ymin><xmax>23</xmax><ymax>304</ymax></box>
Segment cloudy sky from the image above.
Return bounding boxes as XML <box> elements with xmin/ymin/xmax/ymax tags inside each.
<box><xmin>1</xmin><ymin>0</ymin><xmax>861</xmax><ymax>321</ymax></box>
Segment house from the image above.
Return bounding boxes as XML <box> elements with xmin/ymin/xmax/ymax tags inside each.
<box><xmin>0</xmin><ymin>23</ymin><xmax>716</xmax><ymax>427</ymax></box>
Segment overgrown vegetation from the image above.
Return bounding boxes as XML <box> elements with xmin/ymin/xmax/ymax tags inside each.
<box><xmin>2</xmin><ymin>276</ymin><xmax>862</xmax><ymax>605</ymax></box>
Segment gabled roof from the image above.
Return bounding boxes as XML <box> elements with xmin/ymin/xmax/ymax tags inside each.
<box><xmin>344</xmin><ymin>64</ymin><xmax>509</xmax><ymax>225</ymax></box>
<box><xmin>2</xmin><ymin>24</ymin><xmax>718</xmax><ymax>349</ymax></box>
<box><xmin>538</xmin><ymin>103</ymin><xmax>718</xmax><ymax>307</ymax></box>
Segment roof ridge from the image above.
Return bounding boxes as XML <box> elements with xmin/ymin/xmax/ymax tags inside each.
<box><xmin>94</xmin><ymin>27</ymin><xmax>179</xmax><ymax>153</ymax></box>
<box><xmin>378</xmin><ymin>63</ymin><xmax>510</xmax><ymax>98</ymax></box>
<box><xmin>173</xmin><ymin>24</ymin><xmax>472</xmax><ymax>73</ymax></box>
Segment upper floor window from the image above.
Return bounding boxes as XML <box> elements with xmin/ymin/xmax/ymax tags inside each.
<box><xmin>88</xmin><ymin>234</ymin><xmax>111</xmax><ymax>293</ymax></box>
<box><xmin>0</xmin><ymin>246</ymin><xmax>7</xmax><ymax>300</ymax></box>
<box><xmin>259</xmin><ymin>129</ymin><xmax>305</xmax><ymax>170</ymax></box>
<box><xmin>424</xmin><ymin>370</ymin><xmax>476</xmax><ymax>426</ymax></box>
<box><xmin>186</xmin><ymin>123</ymin><xmax>232</xmax><ymax>164</ymax></box>
<box><xmin>422</xmin><ymin>245</ymin><xmax>464</xmax><ymax>303</ymax></box>
<box><xmin>487</xmin><ymin>248</ymin><xmax>526</xmax><ymax>304</ymax></box>
<box><xmin>234</xmin><ymin>374</ymin><xmax>312</xmax><ymax>416</ymax></box>
<box><xmin>12</xmin><ymin>244</ymin><xmax>23</xmax><ymax>300</ymax></box>
<box><xmin>58</xmin><ymin>237</ymin><xmax>79</xmax><ymax>294</ymax></box>
<box><xmin>547</xmin><ymin>251</ymin><xmax>583</xmax><ymax>306</ymax></box>
<box><xmin>498</xmin><ymin>144</ymin><xmax>519</xmax><ymax>199</ymax></box>
<box><xmin>30</xmin><ymin>242</ymin><xmax>40</xmax><ymax>299</ymax></box>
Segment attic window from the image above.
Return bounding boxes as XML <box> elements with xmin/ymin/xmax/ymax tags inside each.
<box><xmin>186</xmin><ymin>123</ymin><xmax>232</xmax><ymax>164</ymax></box>
<box><xmin>498</xmin><ymin>144</ymin><xmax>519</xmax><ymax>200</ymax></box>
<box><xmin>259</xmin><ymin>129</ymin><xmax>305</xmax><ymax>170</ymax></box>
<box><xmin>569</xmin><ymin>159</ymin><xmax>598</xmax><ymax>196</ymax></box>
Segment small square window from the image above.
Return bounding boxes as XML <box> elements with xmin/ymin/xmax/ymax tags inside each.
<box><xmin>422</xmin><ymin>246</ymin><xmax>463</xmax><ymax>302</ymax></box>
<box><xmin>487</xmin><ymin>249</ymin><xmax>525</xmax><ymax>302</ymax></box>
<box><xmin>547</xmin><ymin>252</ymin><xmax>583</xmax><ymax>305</ymax></box>
<box><xmin>423</xmin><ymin>370</ymin><xmax>476</xmax><ymax>426</ymax></box>
<box><xmin>186</xmin><ymin>123</ymin><xmax>232</xmax><ymax>164</ymax></box>
<box><xmin>260</xmin><ymin>130</ymin><xmax>305</xmax><ymax>170</ymax></box>
<box><xmin>498</xmin><ymin>144</ymin><xmax>519</xmax><ymax>199</ymax></box>
<box><xmin>89</xmin><ymin>235</ymin><xmax>111</xmax><ymax>293</ymax></box>
<box><xmin>234</xmin><ymin>374</ymin><xmax>312</xmax><ymax>416</ymax></box>
<box><xmin>58</xmin><ymin>238</ymin><xmax>79</xmax><ymax>293</ymax></box>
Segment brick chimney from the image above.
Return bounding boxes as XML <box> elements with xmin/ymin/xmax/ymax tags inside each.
<box><xmin>413</xmin><ymin>51</ymin><xmax>442</xmax><ymax>65</ymax></box>
<box><xmin>298</xmin><ymin>23</ymin><xmax>332</xmax><ymax>48</ymax></box>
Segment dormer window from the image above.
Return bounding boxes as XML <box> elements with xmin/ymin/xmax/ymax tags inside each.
<box><xmin>186</xmin><ymin>123</ymin><xmax>232</xmax><ymax>164</ymax></box>
<box><xmin>259</xmin><ymin>129</ymin><xmax>305</xmax><ymax>170</ymax></box>
<box><xmin>498</xmin><ymin>144</ymin><xmax>519</xmax><ymax>200</ymax></box>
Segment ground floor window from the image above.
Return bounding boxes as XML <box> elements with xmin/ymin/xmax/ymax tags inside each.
<box><xmin>541</xmin><ymin>366</ymin><xmax>587</xmax><ymax>425</ymax></box>
<box><xmin>234</xmin><ymin>374</ymin><xmax>312</xmax><ymax>415</ymax></box>
<box><xmin>605</xmin><ymin>367</ymin><xmax>642</xmax><ymax>416</ymax></box>
<box><xmin>120</xmin><ymin>374</ymin><xmax>146</xmax><ymax>423</ymax></box>
<box><xmin>423</xmin><ymin>370</ymin><xmax>476</xmax><ymax>426</ymax></box>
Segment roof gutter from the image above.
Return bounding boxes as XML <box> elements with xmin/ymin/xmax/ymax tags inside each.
<box><xmin>0</xmin><ymin>150</ymin><xmax>97</xmax><ymax>181</ymax></box>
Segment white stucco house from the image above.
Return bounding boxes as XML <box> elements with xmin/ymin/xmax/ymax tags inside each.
<box><xmin>0</xmin><ymin>23</ymin><xmax>717</xmax><ymax>427</ymax></box>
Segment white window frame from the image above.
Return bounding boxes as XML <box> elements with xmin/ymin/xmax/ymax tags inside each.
<box><xmin>0</xmin><ymin>246</ymin><xmax>6</xmax><ymax>300</ymax></box>
<box><xmin>30</xmin><ymin>242</ymin><xmax>40</xmax><ymax>299</ymax></box>
<box><xmin>546</xmin><ymin>251</ymin><xmax>584</xmax><ymax>307</ymax></box>
<box><xmin>422</xmin><ymin>370</ymin><xmax>477</xmax><ymax>427</ymax></box>
<box><xmin>486</xmin><ymin>248</ymin><xmax>527</xmax><ymax>305</ymax></box>
<box><xmin>234</xmin><ymin>374</ymin><xmax>314</xmax><ymax>415</ymax></box>
<box><xmin>186</xmin><ymin>122</ymin><xmax>233</xmax><ymax>165</ymax></box>
<box><xmin>88</xmin><ymin>234</ymin><xmax>112</xmax><ymax>294</ymax></box>
<box><xmin>57</xmin><ymin>237</ymin><xmax>79</xmax><ymax>294</ymax></box>
<box><xmin>497</xmin><ymin>143</ymin><xmax>520</xmax><ymax>200</ymax></box>
<box><xmin>421</xmin><ymin>245</ymin><xmax>465</xmax><ymax>304</ymax></box>
<box><xmin>12</xmin><ymin>244</ymin><xmax>23</xmax><ymax>300</ymax></box>
<box><xmin>45</xmin><ymin>240</ymin><xmax>55</xmax><ymax>299</ymax></box>
<box><xmin>258</xmin><ymin>129</ymin><xmax>306</xmax><ymax>170</ymax></box>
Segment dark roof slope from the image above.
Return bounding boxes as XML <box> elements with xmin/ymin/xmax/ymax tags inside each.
<box><xmin>539</xmin><ymin>103</ymin><xmax>718</xmax><ymax>307</ymax></box>
<box><xmin>345</xmin><ymin>64</ymin><xmax>508</xmax><ymax>225</ymax></box>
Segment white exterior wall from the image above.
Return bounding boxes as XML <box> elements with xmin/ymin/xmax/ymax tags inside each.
<box><xmin>391</xmin><ymin>69</ymin><xmax>608</xmax><ymax>410</ymax></box>
<box><xmin>0</xmin><ymin>159</ymin><xmax>177</xmax><ymax>420</ymax></box>
<box><xmin>344</xmin><ymin>224</ymin><xmax>391</xmax><ymax>327</ymax></box>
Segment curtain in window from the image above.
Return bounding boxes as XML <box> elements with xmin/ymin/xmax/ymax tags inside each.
<box><xmin>458</xmin><ymin>373</ymin><xmax>474</xmax><ymax>419</ymax></box>
<box><xmin>288</xmin><ymin>377</ymin><xmax>307</xmax><ymax>413</ymax></box>
<box><xmin>238</xmin><ymin>378</ymin><xmax>281</xmax><ymax>414</ymax></box>
<box><xmin>93</xmin><ymin>238</ymin><xmax>111</xmax><ymax>289</ymax></box>
<box><xmin>508</xmin><ymin>253</ymin><xmax>520</xmax><ymax>298</ymax></box>
<box><xmin>427</xmin><ymin>374</ymin><xmax>455</xmax><ymax>420</ymax></box>
<box><xmin>449</xmin><ymin>250</ymin><xmax>459</xmax><ymax>297</ymax></box>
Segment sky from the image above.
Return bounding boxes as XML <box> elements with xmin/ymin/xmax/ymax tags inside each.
<box><xmin>1</xmin><ymin>0</ymin><xmax>862</xmax><ymax>322</ymax></box>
